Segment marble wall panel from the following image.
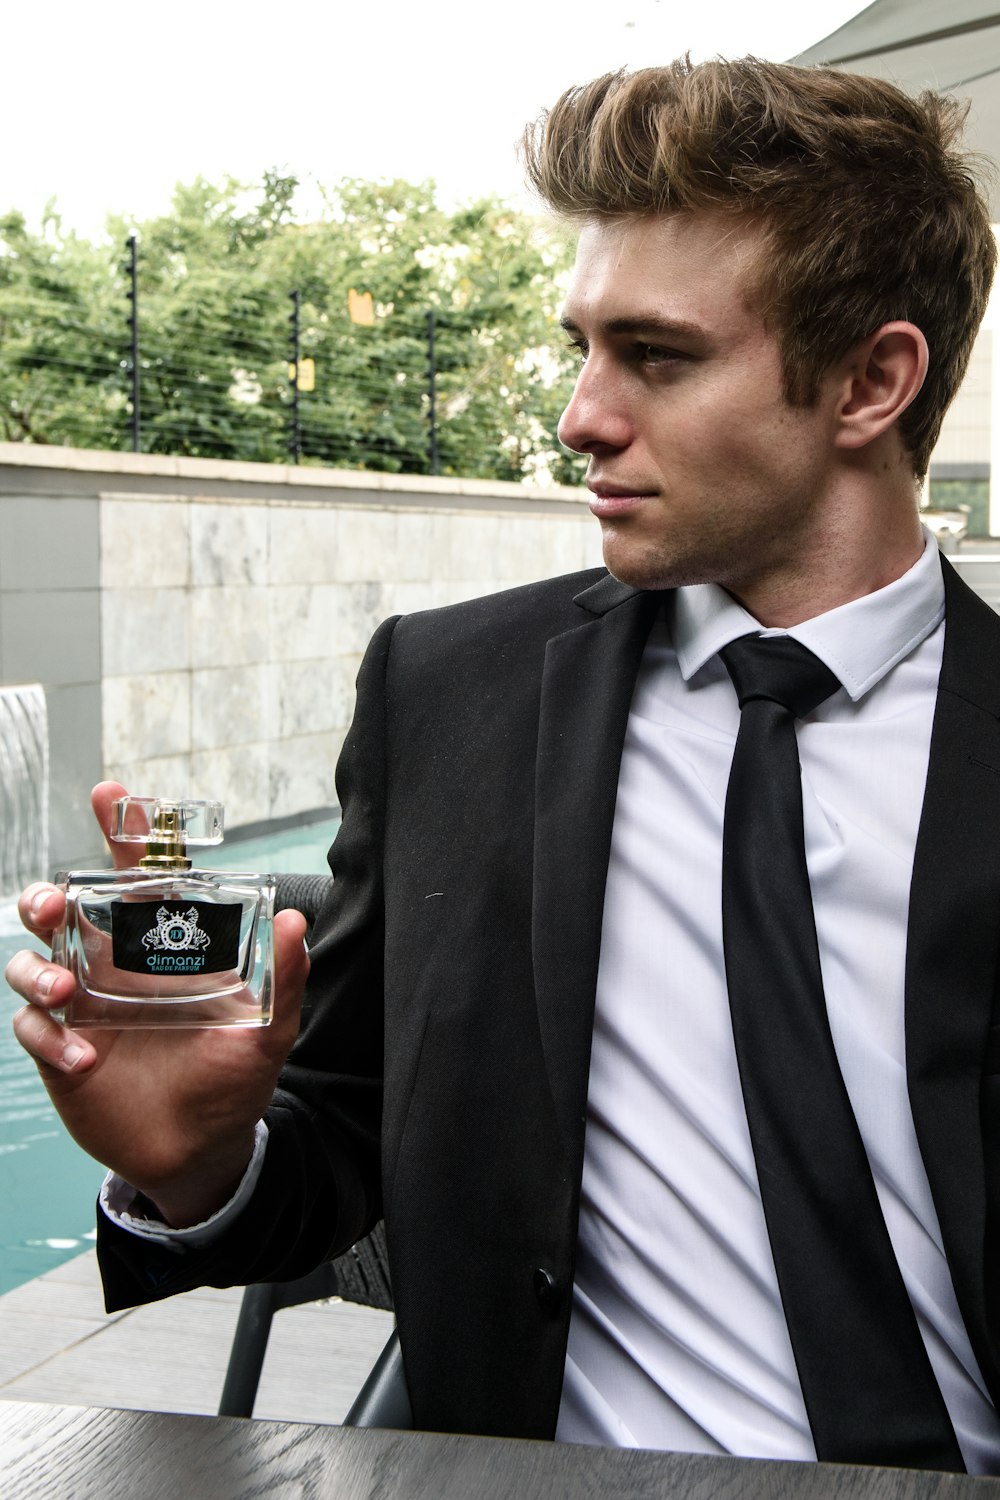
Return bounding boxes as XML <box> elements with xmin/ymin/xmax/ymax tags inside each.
<box><xmin>191</xmin><ymin>503</ymin><xmax>269</xmax><ymax>586</ymax></box>
<box><xmin>550</xmin><ymin>516</ymin><xmax>604</xmax><ymax>577</ymax></box>
<box><xmin>267</xmin><ymin>732</ymin><xmax>342</xmax><ymax>822</ymax></box>
<box><xmin>5</xmin><ymin>458</ymin><xmax>599</xmax><ymax>864</ymax></box>
<box><xmin>492</xmin><ymin>516</ymin><xmax>567</xmax><ymax>581</ymax></box>
<box><xmin>189</xmin><ymin>587</ymin><xmax>273</xmax><ymax>670</ymax></box>
<box><xmin>188</xmin><ymin>742</ymin><xmax>271</xmax><ymax>829</ymax></box>
<box><xmin>103</xmin><ymin>753</ymin><xmax>194</xmax><ymax>802</ymax></box>
<box><xmin>88</xmin><ymin>490</ymin><xmax>608</xmax><ymax>831</ymax></box>
<box><xmin>101</xmin><ymin>500</ymin><xmax>190</xmax><ymax>589</ymax></box>
<box><xmin>267</xmin><ymin>658</ymin><xmax>358</xmax><ymax>741</ymax></box>
<box><xmin>393</xmin><ymin>510</ymin><xmax>452</xmax><ymax>583</ymax></box>
<box><xmin>333</xmin><ymin>509</ymin><xmax>401</xmax><ymax>583</ymax></box>
<box><xmin>102</xmin><ymin>671</ymin><xmax>191</xmax><ymax>765</ymax></box>
<box><xmin>378</xmin><ymin>581</ymin><xmax>454</xmax><ymax>619</ymax></box>
<box><xmin>191</xmin><ymin>663</ymin><xmax>272</xmax><ymax>752</ymax></box>
<box><xmin>101</xmin><ymin>588</ymin><xmax>191</xmax><ymax>676</ymax></box>
<box><xmin>446</xmin><ymin>515</ymin><xmax>503</xmax><ymax>581</ymax></box>
<box><xmin>442</xmin><ymin>579</ymin><xmax>511</xmax><ymax>606</ymax></box>
<box><xmin>333</xmin><ymin>582</ymin><xmax>389</xmax><ymax>656</ymax></box>
<box><xmin>268</xmin><ymin>585</ymin><xmax>341</xmax><ymax>663</ymax></box>
<box><xmin>268</xmin><ymin>506</ymin><xmax>339</xmax><ymax>585</ymax></box>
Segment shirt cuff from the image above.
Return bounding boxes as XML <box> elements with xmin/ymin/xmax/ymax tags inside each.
<box><xmin>99</xmin><ymin>1119</ymin><xmax>270</xmax><ymax>1249</ymax></box>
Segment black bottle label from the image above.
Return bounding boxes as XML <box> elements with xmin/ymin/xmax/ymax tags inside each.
<box><xmin>111</xmin><ymin>899</ymin><xmax>242</xmax><ymax>975</ymax></box>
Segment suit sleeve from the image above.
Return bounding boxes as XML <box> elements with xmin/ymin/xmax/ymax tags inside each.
<box><xmin>97</xmin><ymin>617</ymin><xmax>399</xmax><ymax>1311</ymax></box>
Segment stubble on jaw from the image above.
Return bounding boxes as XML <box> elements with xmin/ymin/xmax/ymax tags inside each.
<box><xmin>595</xmin><ymin>490</ymin><xmax>824</xmax><ymax>601</ymax></box>
<box><xmin>596</xmin><ymin>486</ymin><xmax>923</xmax><ymax>628</ymax></box>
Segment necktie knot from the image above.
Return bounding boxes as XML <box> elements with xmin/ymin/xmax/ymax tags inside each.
<box><xmin>720</xmin><ymin>633</ymin><xmax>840</xmax><ymax>719</ymax></box>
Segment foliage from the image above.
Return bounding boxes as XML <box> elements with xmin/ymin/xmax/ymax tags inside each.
<box><xmin>927</xmin><ymin>478</ymin><xmax>989</xmax><ymax>537</ymax></box>
<box><xmin>0</xmin><ymin>208</ymin><xmax>126</xmax><ymax>447</ymax></box>
<box><xmin>0</xmin><ymin>174</ymin><xmax>586</xmax><ymax>485</ymax></box>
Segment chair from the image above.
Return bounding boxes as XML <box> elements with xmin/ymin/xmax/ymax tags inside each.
<box><xmin>218</xmin><ymin>1222</ymin><xmax>408</xmax><ymax>1424</ymax></box>
<box><xmin>217</xmin><ymin>870</ymin><xmax>412</xmax><ymax>1428</ymax></box>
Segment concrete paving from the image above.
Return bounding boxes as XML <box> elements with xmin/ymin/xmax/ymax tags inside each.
<box><xmin>0</xmin><ymin>1250</ymin><xmax>394</xmax><ymax>1425</ymax></box>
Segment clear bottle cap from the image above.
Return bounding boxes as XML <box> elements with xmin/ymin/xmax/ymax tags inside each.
<box><xmin>111</xmin><ymin>797</ymin><xmax>224</xmax><ymax>846</ymax></box>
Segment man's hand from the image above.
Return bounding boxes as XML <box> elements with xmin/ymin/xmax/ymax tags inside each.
<box><xmin>5</xmin><ymin>781</ymin><xmax>310</xmax><ymax>1227</ymax></box>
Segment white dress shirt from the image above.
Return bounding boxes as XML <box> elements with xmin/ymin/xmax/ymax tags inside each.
<box><xmin>556</xmin><ymin>537</ymin><xmax>1000</xmax><ymax>1472</ymax></box>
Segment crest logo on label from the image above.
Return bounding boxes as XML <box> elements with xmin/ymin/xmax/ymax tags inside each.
<box><xmin>142</xmin><ymin>906</ymin><xmax>211</xmax><ymax>955</ymax></box>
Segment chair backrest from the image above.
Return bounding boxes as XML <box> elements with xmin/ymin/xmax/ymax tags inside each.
<box><xmin>221</xmin><ymin>871</ymin><xmax>405</xmax><ymax>1425</ymax></box>
<box><xmin>274</xmin><ymin>871</ymin><xmax>334</xmax><ymax>931</ymax></box>
<box><xmin>342</xmin><ymin>1329</ymin><xmax>412</xmax><ymax>1429</ymax></box>
<box><xmin>273</xmin><ymin>870</ymin><xmax>394</xmax><ymax>1311</ymax></box>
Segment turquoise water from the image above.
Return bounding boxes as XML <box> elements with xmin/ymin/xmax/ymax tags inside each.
<box><xmin>0</xmin><ymin>816</ymin><xmax>338</xmax><ymax>1297</ymax></box>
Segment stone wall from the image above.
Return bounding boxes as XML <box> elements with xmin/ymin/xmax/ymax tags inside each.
<box><xmin>930</xmin><ymin>328</ymin><xmax>992</xmax><ymax>474</ymax></box>
<box><xmin>0</xmin><ymin>445</ymin><xmax>600</xmax><ymax>871</ymax></box>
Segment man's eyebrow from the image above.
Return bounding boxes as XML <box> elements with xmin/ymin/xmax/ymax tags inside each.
<box><xmin>559</xmin><ymin>313</ymin><xmax>708</xmax><ymax>343</ymax></box>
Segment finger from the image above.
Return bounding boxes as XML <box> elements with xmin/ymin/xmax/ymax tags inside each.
<box><xmin>4</xmin><ymin>948</ymin><xmax>77</xmax><ymax>1010</ymax></box>
<box><xmin>267</xmin><ymin>908</ymin><xmax>310</xmax><ymax>1048</ymax></box>
<box><xmin>12</xmin><ymin>1004</ymin><xmax>96</xmax><ymax>1075</ymax></box>
<box><xmin>17</xmin><ymin>882</ymin><xmax>66</xmax><ymax>942</ymax></box>
<box><xmin>91</xmin><ymin>780</ymin><xmax>136</xmax><ymax>871</ymax></box>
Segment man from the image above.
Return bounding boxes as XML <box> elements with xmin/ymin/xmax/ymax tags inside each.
<box><xmin>9</xmin><ymin>57</ymin><xmax>1000</xmax><ymax>1471</ymax></box>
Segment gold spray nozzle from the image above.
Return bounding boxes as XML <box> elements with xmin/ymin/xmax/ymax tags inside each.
<box><xmin>139</xmin><ymin>805</ymin><xmax>192</xmax><ymax>870</ymax></box>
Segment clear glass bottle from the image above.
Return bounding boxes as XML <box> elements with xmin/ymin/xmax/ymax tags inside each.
<box><xmin>53</xmin><ymin>798</ymin><xmax>275</xmax><ymax>1028</ymax></box>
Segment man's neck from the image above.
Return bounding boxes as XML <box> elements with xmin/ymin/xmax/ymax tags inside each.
<box><xmin>726</xmin><ymin>483</ymin><xmax>925</xmax><ymax>629</ymax></box>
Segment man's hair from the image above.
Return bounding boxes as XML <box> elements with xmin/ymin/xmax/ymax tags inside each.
<box><xmin>522</xmin><ymin>58</ymin><xmax>996</xmax><ymax>478</ymax></box>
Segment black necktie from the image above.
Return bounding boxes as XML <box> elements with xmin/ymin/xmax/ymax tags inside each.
<box><xmin>720</xmin><ymin>633</ymin><xmax>963</xmax><ymax>1472</ymax></box>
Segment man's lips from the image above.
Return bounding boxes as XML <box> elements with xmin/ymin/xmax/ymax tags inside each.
<box><xmin>587</xmin><ymin>485</ymin><xmax>657</xmax><ymax>517</ymax></box>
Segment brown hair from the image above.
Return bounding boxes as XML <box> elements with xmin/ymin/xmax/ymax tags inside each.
<box><xmin>522</xmin><ymin>58</ymin><xmax>996</xmax><ymax>477</ymax></box>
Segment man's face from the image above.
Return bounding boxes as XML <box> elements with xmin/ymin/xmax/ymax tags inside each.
<box><xmin>558</xmin><ymin>213</ymin><xmax>845</xmax><ymax>607</ymax></box>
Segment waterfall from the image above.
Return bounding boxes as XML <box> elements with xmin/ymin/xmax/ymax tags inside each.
<box><xmin>0</xmin><ymin>685</ymin><xmax>50</xmax><ymax>899</ymax></box>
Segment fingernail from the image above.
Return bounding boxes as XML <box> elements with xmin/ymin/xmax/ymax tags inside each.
<box><xmin>62</xmin><ymin>1043</ymin><xmax>85</xmax><ymax>1070</ymax></box>
<box><xmin>30</xmin><ymin>893</ymin><xmax>49</xmax><ymax>923</ymax></box>
<box><xmin>37</xmin><ymin>970</ymin><xmax>57</xmax><ymax>998</ymax></box>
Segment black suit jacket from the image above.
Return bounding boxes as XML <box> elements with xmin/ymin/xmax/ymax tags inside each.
<box><xmin>99</xmin><ymin>558</ymin><xmax>1000</xmax><ymax>1441</ymax></box>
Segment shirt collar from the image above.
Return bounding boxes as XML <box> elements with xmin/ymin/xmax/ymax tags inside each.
<box><xmin>673</xmin><ymin>529</ymin><xmax>945</xmax><ymax>702</ymax></box>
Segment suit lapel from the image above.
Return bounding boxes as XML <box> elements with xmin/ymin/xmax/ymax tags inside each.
<box><xmin>532</xmin><ymin>575</ymin><xmax>661</xmax><ymax>1159</ymax></box>
<box><xmin>907</xmin><ymin>558</ymin><xmax>1000</xmax><ymax>1396</ymax></box>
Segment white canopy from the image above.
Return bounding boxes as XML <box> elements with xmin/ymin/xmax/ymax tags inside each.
<box><xmin>792</xmin><ymin>1</ymin><xmax>1000</xmax><ymax>214</ymax></box>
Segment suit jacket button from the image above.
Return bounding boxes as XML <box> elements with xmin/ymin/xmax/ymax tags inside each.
<box><xmin>534</xmin><ymin>1267</ymin><xmax>560</xmax><ymax>1313</ymax></box>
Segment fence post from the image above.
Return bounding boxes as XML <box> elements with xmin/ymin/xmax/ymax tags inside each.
<box><xmin>125</xmin><ymin>235</ymin><xmax>140</xmax><ymax>453</ymax></box>
<box><xmin>427</xmin><ymin>309</ymin><xmax>439</xmax><ymax>476</ymax></box>
<box><xmin>288</xmin><ymin>290</ymin><xmax>301</xmax><ymax>464</ymax></box>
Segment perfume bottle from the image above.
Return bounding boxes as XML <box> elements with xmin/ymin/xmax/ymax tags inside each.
<box><xmin>53</xmin><ymin>798</ymin><xmax>275</xmax><ymax>1028</ymax></box>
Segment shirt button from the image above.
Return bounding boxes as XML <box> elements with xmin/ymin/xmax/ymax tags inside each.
<box><xmin>534</xmin><ymin>1267</ymin><xmax>560</xmax><ymax>1313</ymax></box>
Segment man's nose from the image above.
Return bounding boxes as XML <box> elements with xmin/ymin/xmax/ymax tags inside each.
<box><xmin>557</xmin><ymin>359</ymin><xmax>632</xmax><ymax>455</ymax></box>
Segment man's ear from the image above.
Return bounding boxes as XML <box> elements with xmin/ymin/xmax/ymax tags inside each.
<box><xmin>833</xmin><ymin>322</ymin><xmax>928</xmax><ymax>453</ymax></box>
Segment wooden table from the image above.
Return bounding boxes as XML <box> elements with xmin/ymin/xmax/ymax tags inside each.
<box><xmin>4</xmin><ymin>1400</ymin><xmax>1000</xmax><ymax>1500</ymax></box>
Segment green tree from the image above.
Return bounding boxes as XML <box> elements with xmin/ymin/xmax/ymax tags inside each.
<box><xmin>105</xmin><ymin>177</ymin><xmax>292</xmax><ymax>462</ymax></box>
<box><xmin>0</xmin><ymin>208</ymin><xmax>125</xmax><ymax>446</ymax></box>
<box><xmin>0</xmin><ymin>174</ymin><xmax>586</xmax><ymax>485</ymax></box>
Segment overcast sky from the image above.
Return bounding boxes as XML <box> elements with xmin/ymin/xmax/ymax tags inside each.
<box><xmin>2</xmin><ymin>0</ymin><xmax>871</xmax><ymax>239</ymax></box>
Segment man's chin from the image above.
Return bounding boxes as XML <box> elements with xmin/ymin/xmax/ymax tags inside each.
<box><xmin>599</xmin><ymin>526</ymin><xmax>733</xmax><ymax>593</ymax></box>
<box><xmin>602</xmin><ymin>542</ymin><xmax>688</xmax><ymax>593</ymax></box>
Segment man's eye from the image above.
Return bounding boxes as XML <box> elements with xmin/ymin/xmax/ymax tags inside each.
<box><xmin>637</xmin><ymin>344</ymin><xmax>676</xmax><ymax>364</ymax></box>
<box><xmin>565</xmin><ymin>338</ymin><xmax>588</xmax><ymax>361</ymax></box>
